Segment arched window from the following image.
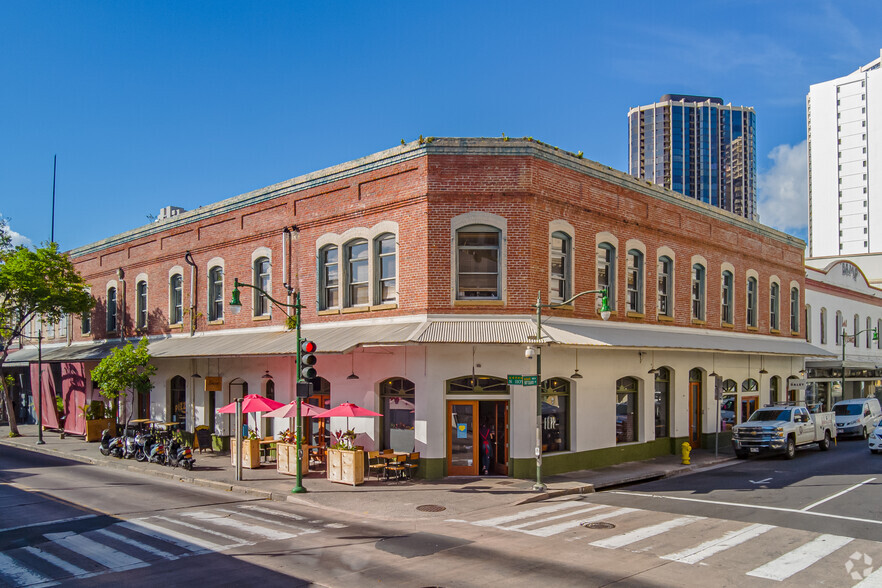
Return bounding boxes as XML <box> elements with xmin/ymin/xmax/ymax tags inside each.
<box><xmin>721</xmin><ymin>379</ymin><xmax>737</xmax><ymax>430</ymax></box>
<box><xmin>854</xmin><ymin>314</ymin><xmax>860</xmax><ymax>347</ymax></box>
<box><xmin>264</xmin><ymin>379</ymin><xmax>275</xmax><ymax>437</ymax></box>
<box><xmin>657</xmin><ymin>256</ymin><xmax>673</xmax><ymax>317</ymax></box>
<box><xmin>457</xmin><ymin>225</ymin><xmax>500</xmax><ymax>300</ymax></box>
<box><xmin>136</xmin><ymin>281</ymin><xmax>148</xmax><ymax>330</ymax></box>
<box><xmin>446</xmin><ymin>375</ymin><xmax>509</xmax><ymax>394</ymax></box>
<box><xmin>542</xmin><ymin>377</ymin><xmax>571</xmax><ymax>452</ymax></box>
<box><xmin>319</xmin><ymin>245</ymin><xmax>339</xmax><ymax>310</ymax></box>
<box><xmin>746</xmin><ymin>277</ymin><xmax>758</xmax><ymax>328</ymax></box>
<box><xmin>741</xmin><ymin>378</ymin><xmax>759</xmax><ymax>423</ymax></box>
<box><xmin>769</xmin><ymin>282</ymin><xmax>780</xmax><ymax>331</ymax></box>
<box><xmin>170</xmin><ymin>274</ymin><xmax>183</xmax><ymax>324</ymax></box>
<box><xmin>654</xmin><ymin>367</ymin><xmax>670</xmax><ymax>438</ymax></box>
<box><xmin>345</xmin><ymin>239</ymin><xmax>369</xmax><ymax>307</ymax></box>
<box><xmin>107</xmin><ymin>287</ymin><xmax>118</xmax><ymax>332</ymax></box>
<box><xmin>820</xmin><ymin>308</ymin><xmax>827</xmax><ymax>344</ymax></box>
<box><xmin>805</xmin><ymin>304</ymin><xmax>812</xmax><ymax>342</ymax></box>
<box><xmin>253</xmin><ymin>257</ymin><xmax>271</xmax><ymax>316</ymax></box>
<box><xmin>867</xmin><ymin>317</ymin><xmax>873</xmax><ymax>348</ymax></box>
<box><xmin>170</xmin><ymin>375</ymin><xmax>186</xmax><ymax>428</ymax></box>
<box><xmin>835</xmin><ymin>311</ymin><xmax>843</xmax><ymax>345</ymax></box>
<box><xmin>375</xmin><ymin>233</ymin><xmax>397</xmax><ymax>305</ymax></box>
<box><xmin>208</xmin><ymin>266</ymin><xmax>224</xmax><ymax>321</ymax></box>
<box><xmin>616</xmin><ymin>376</ymin><xmax>638</xmax><ymax>444</ymax></box>
<box><xmin>597</xmin><ymin>242</ymin><xmax>616</xmax><ymax>309</ymax></box>
<box><xmin>721</xmin><ymin>270</ymin><xmax>734</xmax><ymax>324</ymax></box>
<box><xmin>626</xmin><ymin>249</ymin><xmax>644</xmax><ymax>313</ymax></box>
<box><xmin>790</xmin><ymin>288</ymin><xmax>800</xmax><ymax>333</ymax></box>
<box><xmin>550</xmin><ymin>232</ymin><xmax>571</xmax><ymax>304</ymax></box>
<box><xmin>691</xmin><ymin>264</ymin><xmax>705</xmax><ymax>321</ymax></box>
<box><xmin>381</xmin><ymin>377</ymin><xmax>415</xmax><ymax>452</ymax></box>
<box><xmin>769</xmin><ymin>376</ymin><xmax>781</xmax><ymax>404</ymax></box>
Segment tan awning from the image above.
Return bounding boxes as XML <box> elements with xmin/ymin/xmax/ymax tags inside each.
<box><xmin>4</xmin><ymin>340</ymin><xmax>130</xmax><ymax>365</ymax></box>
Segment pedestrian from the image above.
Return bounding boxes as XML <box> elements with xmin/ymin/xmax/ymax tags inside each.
<box><xmin>479</xmin><ymin>421</ymin><xmax>494</xmax><ymax>475</ymax></box>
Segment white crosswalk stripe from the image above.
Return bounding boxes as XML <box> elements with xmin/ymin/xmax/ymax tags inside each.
<box><xmin>44</xmin><ymin>531</ymin><xmax>148</xmax><ymax>572</ymax></box>
<box><xmin>588</xmin><ymin>515</ymin><xmax>704</xmax><ymax>549</ymax></box>
<box><xmin>746</xmin><ymin>534</ymin><xmax>855</xmax><ymax>581</ymax></box>
<box><xmin>661</xmin><ymin>523</ymin><xmax>775</xmax><ymax>564</ymax></box>
<box><xmin>0</xmin><ymin>551</ymin><xmax>55</xmax><ymax>587</ymax></box>
<box><xmin>180</xmin><ymin>511</ymin><xmax>300</xmax><ymax>541</ymax></box>
<box><xmin>466</xmin><ymin>501</ymin><xmax>589</xmax><ymax>528</ymax></box>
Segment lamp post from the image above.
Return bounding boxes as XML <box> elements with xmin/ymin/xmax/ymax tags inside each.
<box><xmin>36</xmin><ymin>329</ymin><xmax>44</xmax><ymax>445</ymax></box>
<box><xmin>840</xmin><ymin>327</ymin><xmax>878</xmax><ymax>400</ymax></box>
<box><xmin>229</xmin><ymin>277</ymin><xmax>307</xmax><ymax>493</ymax></box>
<box><xmin>529</xmin><ymin>288</ymin><xmax>611</xmax><ymax>492</ymax></box>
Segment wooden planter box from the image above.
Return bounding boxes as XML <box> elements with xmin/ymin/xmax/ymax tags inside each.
<box><xmin>231</xmin><ymin>438</ymin><xmax>261</xmax><ymax>469</ymax></box>
<box><xmin>85</xmin><ymin>419</ymin><xmax>116</xmax><ymax>442</ymax></box>
<box><xmin>276</xmin><ymin>443</ymin><xmax>310</xmax><ymax>476</ymax></box>
<box><xmin>326</xmin><ymin>448</ymin><xmax>364</xmax><ymax>486</ymax></box>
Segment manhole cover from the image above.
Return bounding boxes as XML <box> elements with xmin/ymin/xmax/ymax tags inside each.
<box><xmin>416</xmin><ymin>505</ymin><xmax>446</xmax><ymax>512</ymax></box>
<box><xmin>581</xmin><ymin>522</ymin><xmax>616</xmax><ymax>529</ymax></box>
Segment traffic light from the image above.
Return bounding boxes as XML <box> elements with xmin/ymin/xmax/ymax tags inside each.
<box><xmin>300</xmin><ymin>340</ymin><xmax>317</xmax><ymax>381</ymax></box>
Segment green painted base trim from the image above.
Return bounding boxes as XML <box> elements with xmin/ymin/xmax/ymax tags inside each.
<box><xmin>700</xmin><ymin>431</ymin><xmax>734</xmax><ymax>454</ymax></box>
<box><xmin>420</xmin><ymin>458</ymin><xmax>446</xmax><ymax>480</ymax></box>
<box><xmin>212</xmin><ymin>435</ymin><xmax>230</xmax><ymax>452</ymax></box>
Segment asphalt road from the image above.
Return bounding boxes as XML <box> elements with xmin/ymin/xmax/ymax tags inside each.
<box><xmin>2</xmin><ymin>439</ymin><xmax>882</xmax><ymax>587</ymax></box>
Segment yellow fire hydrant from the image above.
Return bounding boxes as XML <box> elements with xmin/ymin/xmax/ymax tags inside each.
<box><xmin>681</xmin><ymin>441</ymin><xmax>692</xmax><ymax>465</ymax></box>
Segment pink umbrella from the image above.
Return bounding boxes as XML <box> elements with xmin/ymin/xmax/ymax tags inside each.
<box><xmin>262</xmin><ymin>401</ymin><xmax>327</xmax><ymax>419</ymax></box>
<box><xmin>314</xmin><ymin>402</ymin><xmax>382</xmax><ymax>419</ymax></box>
<box><xmin>218</xmin><ymin>394</ymin><xmax>286</xmax><ymax>414</ymax></box>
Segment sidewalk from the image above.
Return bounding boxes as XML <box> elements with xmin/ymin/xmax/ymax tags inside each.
<box><xmin>0</xmin><ymin>424</ymin><xmax>735</xmax><ymax>521</ymax></box>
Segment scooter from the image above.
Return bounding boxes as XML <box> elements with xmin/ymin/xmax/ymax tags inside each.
<box><xmin>122</xmin><ymin>435</ymin><xmax>139</xmax><ymax>460</ymax></box>
<box><xmin>133</xmin><ymin>432</ymin><xmax>156</xmax><ymax>462</ymax></box>
<box><xmin>166</xmin><ymin>438</ymin><xmax>195</xmax><ymax>470</ymax></box>
<box><xmin>146</xmin><ymin>437</ymin><xmax>167</xmax><ymax>465</ymax></box>
<box><xmin>99</xmin><ymin>429</ymin><xmax>124</xmax><ymax>458</ymax></box>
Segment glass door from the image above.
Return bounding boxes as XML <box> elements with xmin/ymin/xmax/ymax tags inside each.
<box><xmin>448</xmin><ymin>400</ymin><xmax>478</xmax><ymax>476</ymax></box>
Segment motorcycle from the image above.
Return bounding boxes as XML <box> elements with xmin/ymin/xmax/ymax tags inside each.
<box><xmin>99</xmin><ymin>429</ymin><xmax>124</xmax><ymax>458</ymax></box>
<box><xmin>166</xmin><ymin>438</ymin><xmax>195</xmax><ymax>470</ymax></box>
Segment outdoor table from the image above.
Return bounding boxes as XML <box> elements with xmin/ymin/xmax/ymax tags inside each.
<box><xmin>259</xmin><ymin>438</ymin><xmax>278</xmax><ymax>462</ymax></box>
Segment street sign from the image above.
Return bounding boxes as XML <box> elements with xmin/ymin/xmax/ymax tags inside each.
<box><xmin>508</xmin><ymin>375</ymin><xmax>523</xmax><ymax>386</ymax></box>
<box><xmin>522</xmin><ymin>375</ymin><xmax>539</xmax><ymax>386</ymax></box>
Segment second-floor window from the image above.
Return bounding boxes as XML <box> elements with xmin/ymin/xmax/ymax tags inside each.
<box><xmin>81</xmin><ymin>309</ymin><xmax>91</xmax><ymax>335</ymax></box>
<box><xmin>691</xmin><ymin>264</ymin><xmax>705</xmax><ymax>321</ymax></box>
<box><xmin>657</xmin><ymin>256</ymin><xmax>672</xmax><ymax>317</ymax></box>
<box><xmin>254</xmin><ymin>257</ymin><xmax>270</xmax><ymax>316</ymax></box>
<box><xmin>835</xmin><ymin>311</ymin><xmax>842</xmax><ymax>345</ymax></box>
<box><xmin>721</xmin><ymin>270</ymin><xmax>733</xmax><ymax>324</ymax></box>
<box><xmin>791</xmin><ymin>288</ymin><xmax>800</xmax><ymax>333</ymax></box>
<box><xmin>376</xmin><ymin>233</ymin><xmax>397</xmax><ymax>304</ymax></box>
<box><xmin>136</xmin><ymin>280</ymin><xmax>148</xmax><ymax>329</ymax></box>
<box><xmin>170</xmin><ymin>274</ymin><xmax>183</xmax><ymax>324</ymax></box>
<box><xmin>770</xmin><ymin>282</ymin><xmax>780</xmax><ymax>331</ymax></box>
<box><xmin>320</xmin><ymin>245</ymin><xmax>339</xmax><ymax>310</ymax></box>
<box><xmin>457</xmin><ymin>225</ymin><xmax>500</xmax><ymax>299</ymax></box>
<box><xmin>597</xmin><ymin>243</ymin><xmax>616</xmax><ymax>310</ymax></box>
<box><xmin>820</xmin><ymin>308</ymin><xmax>827</xmax><ymax>344</ymax></box>
<box><xmin>746</xmin><ymin>277</ymin><xmax>758</xmax><ymax>328</ymax></box>
<box><xmin>346</xmin><ymin>239</ymin><xmax>369</xmax><ymax>306</ymax></box>
<box><xmin>550</xmin><ymin>232</ymin><xmax>571</xmax><ymax>304</ymax></box>
<box><xmin>626</xmin><ymin>249</ymin><xmax>643</xmax><ymax>313</ymax></box>
<box><xmin>107</xmin><ymin>287</ymin><xmax>118</xmax><ymax>332</ymax></box>
<box><xmin>208</xmin><ymin>266</ymin><xmax>224</xmax><ymax>321</ymax></box>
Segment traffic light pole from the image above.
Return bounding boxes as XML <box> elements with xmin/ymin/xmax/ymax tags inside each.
<box><xmin>293</xmin><ymin>290</ymin><xmax>307</xmax><ymax>494</ymax></box>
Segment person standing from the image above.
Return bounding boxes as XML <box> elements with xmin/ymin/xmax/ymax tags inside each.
<box><xmin>479</xmin><ymin>421</ymin><xmax>494</xmax><ymax>475</ymax></box>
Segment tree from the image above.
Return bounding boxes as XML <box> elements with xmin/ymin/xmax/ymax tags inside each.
<box><xmin>90</xmin><ymin>337</ymin><xmax>156</xmax><ymax>435</ymax></box>
<box><xmin>0</xmin><ymin>224</ymin><xmax>94</xmax><ymax>436</ymax></box>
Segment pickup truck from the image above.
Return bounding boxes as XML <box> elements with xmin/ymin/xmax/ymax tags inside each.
<box><xmin>731</xmin><ymin>405</ymin><xmax>836</xmax><ymax>459</ymax></box>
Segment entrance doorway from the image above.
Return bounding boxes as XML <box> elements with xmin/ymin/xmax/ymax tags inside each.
<box><xmin>688</xmin><ymin>369</ymin><xmax>703</xmax><ymax>448</ymax></box>
<box><xmin>446</xmin><ymin>399</ymin><xmax>508</xmax><ymax>476</ymax></box>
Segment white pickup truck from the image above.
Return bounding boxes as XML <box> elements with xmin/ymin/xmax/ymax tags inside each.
<box><xmin>731</xmin><ymin>405</ymin><xmax>836</xmax><ymax>459</ymax></box>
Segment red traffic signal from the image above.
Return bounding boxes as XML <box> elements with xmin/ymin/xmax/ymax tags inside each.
<box><xmin>300</xmin><ymin>340</ymin><xmax>318</xmax><ymax>380</ymax></box>
<box><xmin>301</xmin><ymin>340</ymin><xmax>317</xmax><ymax>354</ymax></box>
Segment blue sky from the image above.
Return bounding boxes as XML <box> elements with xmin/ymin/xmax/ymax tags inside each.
<box><xmin>1</xmin><ymin>1</ymin><xmax>880</xmax><ymax>251</ymax></box>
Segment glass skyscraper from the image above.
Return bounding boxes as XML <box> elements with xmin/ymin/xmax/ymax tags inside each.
<box><xmin>628</xmin><ymin>94</ymin><xmax>757</xmax><ymax>221</ymax></box>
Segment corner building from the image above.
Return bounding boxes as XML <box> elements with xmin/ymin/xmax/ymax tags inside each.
<box><xmin>24</xmin><ymin>138</ymin><xmax>827</xmax><ymax>479</ymax></box>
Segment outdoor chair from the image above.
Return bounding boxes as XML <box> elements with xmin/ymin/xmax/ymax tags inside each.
<box><xmin>367</xmin><ymin>451</ymin><xmax>386</xmax><ymax>481</ymax></box>
<box><xmin>384</xmin><ymin>454</ymin><xmax>407</xmax><ymax>482</ymax></box>
<box><xmin>404</xmin><ymin>452</ymin><xmax>420</xmax><ymax>480</ymax></box>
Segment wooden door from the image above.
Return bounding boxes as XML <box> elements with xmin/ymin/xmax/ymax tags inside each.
<box><xmin>447</xmin><ymin>400</ymin><xmax>478</xmax><ymax>476</ymax></box>
<box><xmin>688</xmin><ymin>382</ymin><xmax>702</xmax><ymax>448</ymax></box>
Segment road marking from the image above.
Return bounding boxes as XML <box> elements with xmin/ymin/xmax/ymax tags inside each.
<box><xmin>854</xmin><ymin>566</ymin><xmax>882</xmax><ymax>587</ymax></box>
<box><xmin>661</xmin><ymin>523</ymin><xmax>775</xmax><ymax>564</ymax></box>
<box><xmin>94</xmin><ymin>528</ymin><xmax>179</xmax><ymax>560</ymax></box>
<box><xmin>0</xmin><ymin>514</ymin><xmax>98</xmax><ymax>534</ymax></box>
<box><xmin>238</xmin><ymin>504</ymin><xmax>306</xmax><ymax>521</ymax></box>
<box><xmin>610</xmin><ymin>491</ymin><xmax>882</xmax><ymax>526</ymax></box>
<box><xmin>749</xmin><ymin>478</ymin><xmax>772</xmax><ymax>484</ymax></box>
<box><xmin>746</xmin><ymin>534</ymin><xmax>854</xmax><ymax>581</ymax></box>
<box><xmin>0</xmin><ymin>551</ymin><xmax>56</xmax><ymax>586</ymax></box>
<box><xmin>468</xmin><ymin>501</ymin><xmax>588</xmax><ymax>527</ymax></box>
<box><xmin>214</xmin><ymin>508</ymin><xmax>319</xmax><ymax>536</ymax></box>
<box><xmin>800</xmin><ymin>477</ymin><xmax>876</xmax><ymax>511</ymax></box>
<box><xmin>522</xmin><ymin>507</ymin><xmax>638</xmax><ymax>538</ymax></box>
<box><xmin>22</xmin><ymin>545</ymin><xmax>96</xmax><ymax>580</ymax></box>
<box><xmin>504</xmin><ymin>505</ymin><xmax>608</xmax><ymax>531</ymax></box>
<box><xmin>589</xmin><ymin>515</ymin><xmax>703</xmax><ymax>549</ymax></box>
<box><xmin>150</xmin><ymin>516</ymin><xmax>252</xmax><ymax>547</ymax></box>
<box><xmin>181</xmin><ymin>511</ymin><xmax>300</xmax><ymax>541</ymax></box>
<box><xmin>119</xmin><ymin>519</ymin><xmax>231</xmax><ymax>552</ymax></box>
<box><xmin>44</xmin><ymin>531</ymin><xmax>148</xmax><ymax>572</ymax></box>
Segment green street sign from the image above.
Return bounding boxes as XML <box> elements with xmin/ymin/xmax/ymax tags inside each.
<box><xmin>522</xmin><ymin>375</ymin><xmax>539</xmax><ymax>386</ymax></box>
<box><xmin>507</xmin><ymin>375</ymin><xmax>523</xmax><ymax>386</ymax></box>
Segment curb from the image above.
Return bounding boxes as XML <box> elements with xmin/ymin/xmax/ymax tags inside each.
<box><xmin>516</xmin><ymin>484</ymin><xmax>594</xmax><ymax>505</ymax></box>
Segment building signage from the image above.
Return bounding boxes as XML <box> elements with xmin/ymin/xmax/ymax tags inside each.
<box><xmin>787</xmin><ymin>379</ymin><xmax>808</xmax><ymax>391</ymax></box>
<box><xmin>204</xmin><ymin>376</ymin><xmax>222</xmax><ymax>392</ymax></box>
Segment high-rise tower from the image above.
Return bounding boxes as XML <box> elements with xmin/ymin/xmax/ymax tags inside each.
<box><xmin>628</xmin><ymin>94</ymin><xmax>757</xmax><ymax>220</ymax></box>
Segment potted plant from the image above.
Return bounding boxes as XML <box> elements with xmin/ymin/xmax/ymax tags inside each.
<box><xmin>326</xmin><ymin>429</ymin><xmax>364</xmax><ymax>486</ymax></box>
<box><xmin>82</xmin><ymin>400</ymin><xmax>115</xmax><ymax>442</ymax></box>
<box><xmin>231</xmin><ymin>428</ymin><xmax>261</xmax><ymax>469</ymax></box>
<box><xmin>276</xmin><ymin>428</ymin><xmax>309</xmax><ymax>475</ymax></box>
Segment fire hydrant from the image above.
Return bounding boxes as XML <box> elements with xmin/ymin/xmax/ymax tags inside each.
<box><xmin>681</xmin><ymin>441</ymin><xmax>692</xmax><ymax>465</ymax></box>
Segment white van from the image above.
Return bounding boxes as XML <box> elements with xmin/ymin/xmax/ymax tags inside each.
<box><xmin>832</xmin><ymin>398</ymin><xmax>882</xmax><ymax>439</ymax></box>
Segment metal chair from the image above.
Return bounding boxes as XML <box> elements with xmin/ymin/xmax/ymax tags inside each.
<box><xmin>384</xmin><ymin>454</ymin><xmax>407</xmax><ymax>482</ymax></box>
<box><xmin>367</xmin><ymin>451</ymin><xmax>386</xmax><ymax>481</ymax></box>
<box><xmin>404</xmin><ymin>452</ymin><xmax>420</xmax><ymax>480</ymax></box>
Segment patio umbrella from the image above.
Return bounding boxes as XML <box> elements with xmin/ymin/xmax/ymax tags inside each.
<box><xmin>218</xmin><ymin>394</ymin><xmax>287</xmax><ymax>435</ymax></box>
<box><xmin>262</xmin><ymin>401</ymin><xmax>327</xmax><ymax>419</ymax></box>
<box><xmin>313</xmin><ymin>402</ymin><xmax>382</xmax><ymax>433</ymax></box>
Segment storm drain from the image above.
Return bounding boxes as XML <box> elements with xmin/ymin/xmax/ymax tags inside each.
<box><xmin>581</xmin><ymin>521</ymin><xmax>616</xmax><ymax>529</ymax></box>
<box><xmin>416</xmin><ymin>504</ymin><xmax>447</xmax><ymax>512</ymax></box>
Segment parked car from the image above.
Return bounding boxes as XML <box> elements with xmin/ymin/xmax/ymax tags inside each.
<box><xmin>832</xmin><ymin>398</ymin><xmax>882</xmax><ymax>439</ymax></box>
<box><xmin>869</xmin><ymin>423</ymin><xmax>882</xmax><ymax>454</ymax></box>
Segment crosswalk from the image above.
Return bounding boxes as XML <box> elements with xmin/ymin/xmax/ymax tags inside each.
<box><xmin>448</xmin><ymin>500</ymin><xmax>882</xmax><ymax>585</ymax></box>
<box><xmin>0</xmin><ymin>502</ymin><xmax>346</xmax><ymax>587</ymax></box>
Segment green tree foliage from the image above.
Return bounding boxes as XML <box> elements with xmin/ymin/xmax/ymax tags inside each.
<box><xmin>90</xmin><ymin>337</ymin><xmax>156</xmax><ymax>435</ymax></box>
<box><xmin>0</xmin><ymin>222</ymin><xmax>94</xmax><ymax>436</ymax></box>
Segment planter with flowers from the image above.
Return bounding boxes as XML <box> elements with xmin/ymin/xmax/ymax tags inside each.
<box><xmin>231</xmin><ymin>428</ymin><xmax>261</xmax><ymax>469</ymax></box>
<box><xmin>276</xmin><ymin>428</ymin><xmax>309</xmax><ymax>475</ymax></box>
<box><xmin>326</xmin><ymin>429</ymin><xmax>364</xmax><ymax>486</ymax></box>
<box><xmin>81</xmin><ymin>401</ymin><xmax>116</xmax><ymax>442</ymax></box>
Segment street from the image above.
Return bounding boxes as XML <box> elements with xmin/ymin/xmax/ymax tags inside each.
<box><xmin>1</xmin><ymin>439</ymin><xmax>882</xmax><ymax>587</ymax></box>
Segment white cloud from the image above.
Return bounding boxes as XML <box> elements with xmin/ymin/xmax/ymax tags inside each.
<box><xmin>0</xmin><ymin>214</ymin><xmax>33</xmax><ymax>248</ymax></box>
<box><xmin>757</xmin><ymin>140</ymin><xmax>808</xmax><ymax>237</ymax></box>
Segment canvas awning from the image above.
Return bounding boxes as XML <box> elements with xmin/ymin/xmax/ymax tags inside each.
<box><xmin>3</xmin><ymin>340</ymin><xmax>130</xmax><ymax>365</ymax></box>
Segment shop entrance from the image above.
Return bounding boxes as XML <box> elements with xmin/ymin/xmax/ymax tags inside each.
<box><xmin>688</xmin><ymin>369</ymin><xmax>703</xmax><ymax>448</ymax></box>
<box><xmin>447</xmin><ymin>399</ymin><xmax>508</xmax><ymax>476</ymax></box>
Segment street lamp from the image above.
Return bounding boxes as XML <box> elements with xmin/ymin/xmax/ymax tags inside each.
<box><xmin>530</xmin><ymin>288</ymin><xmax>610</xmax><ymax>492</ymax></box>
<box><xmin>840</xmin><ymin>326</ymin><xmax>878</xmax><ymax>401</ymax></box>
<box><xmin>229</xmin><ymin>277</ymin><xmax>309</xmax><ymax>494</ymax></box>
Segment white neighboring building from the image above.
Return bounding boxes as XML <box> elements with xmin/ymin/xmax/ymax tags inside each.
<box><xmin>804</xmin><ymin>258</ymin><xmax>882</xmax><ymax>409</ymax></box>
<box><xmin>807</xmin><ymin>50</ymin><xmax>882</xmax><ymax>258</ymax></box>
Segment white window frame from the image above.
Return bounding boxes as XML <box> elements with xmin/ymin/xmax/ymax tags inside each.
<box><xmin>657</xmin><ymin>255</ymin><xmax>673</xmax><ymax>318</ymax></box>
<box><xmin>345</xmin><ymin>238</ymin><xmax>370</xmax><ymax>307</ymax></box>
<box><xmin>375</xmin><ymin>233</ymin><xmax>397</xmax><ymax>305</ymax></box>
<box><xmin>746</xmin><ymin>276</ymin><xmax>758</xmax><ymax>328</ymax></box>
<box><xmin>550</xmin><ymin>230</ymin><xmax>572</xmax><ymax>304</ymax></box>
<box><xmin>169</xmin><ymin>274</ymin><xmax>183</xmax><ymax>325</ymax></box>
<box><xmin>253</xmin><ymin>256</ymin><xmax>271</xmax><ymax>317</ymax></box>
<box><xmin>208</xmin><ymin>265</ymin><xmax>224</xmax><ymax>322</ymax></box>
<box><xmin>691</xmin><ymin>263</ymin><xmax>706</xmax><ymax>321</ymax></box>
<box><xmin>136</xmin><ymin>279</ymin><xmax>148</xmax><ymax>330</ymax></box>
<box><xmin>626</xmin><ymin>248</ymin><xmax>644</xmax><ymax>314</ymax></box>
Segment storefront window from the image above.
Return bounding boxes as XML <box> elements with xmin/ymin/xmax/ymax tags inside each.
<box><xmin>381</xmin><ymin>377</ymin><xmax>415</xmax><ymax>453</ymax></box>
<box><xmin>542</xmin><ymin>378</ymin><xmax>570</xmax><ymax>452</ymax></box>
<box><xmin>654</xmin><ymin>367</ymin><xmax>670</xmax><ymax>438</ymax></box>
<box><xmin>616</xmin><ymin>377</ymin><xmax>638</xmax><ymax>443</ymax></box>
<box><xmin>170</xmin><ymin>375</ymin><xmax>186</xmax><ymax>428</ymax></box>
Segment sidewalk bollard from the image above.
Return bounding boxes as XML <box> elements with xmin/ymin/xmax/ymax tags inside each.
<box><xmin>681</xmin><ymin>441</ymin><xmax>691</xmax><ymax>465</ymax></box>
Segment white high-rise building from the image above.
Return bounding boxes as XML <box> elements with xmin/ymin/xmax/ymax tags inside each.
<box><xmin>808</xmin><ymin>50</ymin><xmax>882</xmax><ymax>258</ymax></box>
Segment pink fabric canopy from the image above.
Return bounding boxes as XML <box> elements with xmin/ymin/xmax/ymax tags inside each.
<box><xmin>262</xmin><ymin>401</ymin><xmax>327</xmax><ymax>419</ymax></box>
<box><xmin>217</xmin><ymin>394</ymin><xmax>286</xmax><ymax>414</ymax></box>
<box><xmin>314</xmin><ymin>402</ymin><xmax>382</xmax><ymax>418</ymax></box>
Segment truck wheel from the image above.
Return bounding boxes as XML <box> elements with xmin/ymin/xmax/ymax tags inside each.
<box><xmin>784</xmin><ymin>437</ymin><xmax>796</xmax><ymax>459</ymax></box>
<box><xmin>819</xmin><ymin>431</ymin><xmax>831</xmax><ymax>451</ymax></box>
